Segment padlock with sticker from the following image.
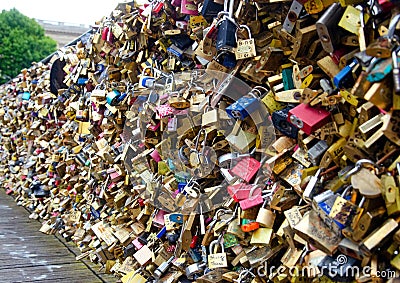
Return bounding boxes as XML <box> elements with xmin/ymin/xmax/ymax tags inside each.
<box><xmin>207</xmin><ymin>239</ymin><xmax>228</xmax><ymax>269</ymax></box>
<box><xmin>234</xmin><ymin>25</ymin><xmax>256</xmax><ymax>60</ymax></box>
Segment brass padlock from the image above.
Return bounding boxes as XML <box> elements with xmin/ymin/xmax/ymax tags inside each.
<box><xmin>168</xmin><ymin>93</ymin><xmax>190</xmax><ymax>109</ymax></box>
<box><xmin>207</xmin><ymin>240</ymin><xmax>228</xmax><ymax>269</ymax></box>
<box><xmin>256</xmin><ymin>200</ymin><xmax>276</xmax><ymax>228</ymax></box>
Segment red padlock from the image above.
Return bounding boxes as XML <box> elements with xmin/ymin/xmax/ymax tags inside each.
<box><xmin>287</xmin><ymin>103</ymin><xmax>331</xmax><ymax>135</ymax></box>
<box><xmin>241</xmin><ymin>219</ymin><xmax>260</xmax><ymax>232</ymax></box>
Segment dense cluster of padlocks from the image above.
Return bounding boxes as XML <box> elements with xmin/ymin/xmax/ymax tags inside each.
<box><xmin>1</xmin><ymin>0</ymin><xmax>400</xmax><ymax>282</ymax></box>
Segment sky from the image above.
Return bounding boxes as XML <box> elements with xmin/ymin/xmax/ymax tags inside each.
<box><xmin>0</xmin><ymin>0</ymin><xmax>121</xmax><ymax>26</ymax></box>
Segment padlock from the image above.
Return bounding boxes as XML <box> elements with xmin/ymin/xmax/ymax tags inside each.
<box><xmin>207</xmin><ymin>50</ymin><xmax>237</xmax><ymax>74</ymax></box>
<box><xmin>366</xmin><ymin>14</ymin><xmax>400</xmax><ymax>58</ymax></box>
<box><xmin>333</xmin><ymin>59</ymin><xmax>358</xmax><ymax>89</ymax></box>
<box><xmin>194</xmin><ymin>38</ymin><xmax>216</xmax><ymax>63</ymax></box>
<box><xmin>359</xmin><ymin>217</ymin><xmax>400</xmax><ymax>257</ymax></box>
<box><xmin>382</xmin><ymin>173</ymin><xmax>400</xmax><ymax>216</ymax></box>
<box><xmin>282</xmin><ymin>0</ymin><xmax>303</xmax><ymax>33</ymax></box>
<box><xmin>106</xmin><ymin>89</ymin><xmax>124</xmax><ymax>106</ymax></box>
<box><xmin>207</xmin><ymin>240</ymin><xmax>228</xmax><ymax>269</ymax></box>
<box><xmin>271</xmin><ymin>107</ymin><xmax>299</xmax><ymax>139</ymax></box>
<box><xmin>228</xmin><ymin>183</ymin><xmax>260</xmax><ymax>202</ymax></box>
<box><xmin>225</xmin><ymin>86</ymin><xmax>267</xmax><ymax>121</ymax></box>
<box><xmin>256</xmin><ymin>47</ymin><xmax>284</xmax><ymax>73</ymax></box>
<box><xmin>234</xmin><ymin>25</ymin><xmax>256</xmax><ymax>60</ymax></box>
<box><xmin>241</xmin><ymin>218</ymin><xmax>259</xmax><ymax>232</ymax></box>
<box><xmin>230</xmin><ymin>156</ymin><xmax>261</xmax><ymax>183</ymax></box>
<box><xmin>216</xmin><ymin>5</ymin><xmax>238</xmax><ymax>51</ymax></box>
<box><xmin>294</xmin><ymin>210</ymin><xmax>342</xmax><ymax>256</ymax></box>
<box><xmin>201</xmin><ymin>0</ymin><xmax>223</xmax><ymax>18</ymax></box>
<box><xmin>308</xmin><ymin>140</ymin><xmax>329</xmax><ymax>166</ymax></box>
<box><xmin>349</xmin><ymin>206</ymin><xmax>386</xmax><ymax>242</ymax></box>
<box><xmin>239</xmin><ymin>186</ymin><xmax>264</xmax><ymax>210</ymax></box>
<box><xmin>256</xmin><ymin>200</ymin><xmax>276</xmax><ymax>228</ymax></box>
<box><xmin>181</xmin><ymin>0</ymin><xmax>198</xmax><ymax>15</ymax></box>
<box><xmin>186</xmin><ymin>262</ymin><xmax>206</xmax><ymax>278</ymax></box>
<box><xmin>287</xmin><ymin>103</ymin><xmax>331</xmax><ymax>135</ymax></box>
<box><xmin>316</xmin><ymin>2</ymin><xmax>345</xmax><ymax>54</ymax></box>
<box><xmin>226</xmin><ymin>219</ymin><xmax>245</xmax><ymax>239</ymax></box>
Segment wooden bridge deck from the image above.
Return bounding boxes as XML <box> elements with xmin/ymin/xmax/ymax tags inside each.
<box><xmin>0</xmin><ymin>189</ymin><xmax>116</xmax><ymax>283</ymax></box>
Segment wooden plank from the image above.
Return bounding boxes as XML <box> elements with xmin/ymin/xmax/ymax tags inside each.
<box><xmin>0</xmin><ymin>190</ymin><xmax>113</xmax><ymax>283</ymax></box>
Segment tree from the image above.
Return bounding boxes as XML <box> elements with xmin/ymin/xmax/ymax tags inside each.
<box><xmin>0</xmin><ymin>8</ymin><xmax>57</xmax><ymax>84</ymax></box>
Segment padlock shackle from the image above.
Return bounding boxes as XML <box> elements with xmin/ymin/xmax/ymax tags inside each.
<box><xmin>237</xmin><ymin>24</ymin><xmax>252</xmax><ymax>39</ymax></box>
<box><xmin>248</xmin><ymin>184</ymin><xmax>262</xmax><ymax>198</ymax></box>
<box><xmin>343</xmin><ymin>159</ymin><xmax>377</xmax><ymax>180</ymax></box>
<box><xmin>209</xmin><ymin>239</ymin><xmax>225</xmax><ymax>254</ymax></box>
<box><xmin>237</xmin><ymin>269</ymin><xmax>255</xmax><ymax>281</ymax></box>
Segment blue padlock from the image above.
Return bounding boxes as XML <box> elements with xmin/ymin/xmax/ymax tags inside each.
<box><xmin>225</xmin><ymin>87</ymin><xmax>265</xmax><ymax>120</ymax></box>
<box><xmin>167</xmin><ymin>45</ymin><xmax>184</xmax><ymax>59</ymax></box>
<box><xmin>139</xmin><ymin>76</ymin><xmax>156</xmax><ymax>88</ymax></box>
<box><xmin>106</xmin><ymin>90</ymin><xmax>127</xmax><ymax>106</ymax></box>
<box><xmin>156</xmin><ymin>226</ymin><xmax>167</xmax><ymax>239</ymax></box>
<box><xmin>77</xmin><ymin>77</ymin><xmax>88</xmax><ymax>85</ymax></box>
<box><xmin>216</xmin><ymin>17</ymin><xmax>237</xmax><ymax>51</ymax></box>
<box><xmin>221</xmin><ymin>52</ymin><xmax>236</xmax><ymax>68</ymax></box>
<box><xmin>333</xmin><ymin>59</ymin><xmax>357</xmax><ymax>89</ymax></box>
<box><xmin>226</xmin><ymin>96</ymin><xmax>257</xmax><ymax>120</ymax></box>
<box><xmin>106</xmin><ymin>90</ymin><xmax>120</xmax><ymax>105</ymax></box>
<box><xmin>201</xmin><ymin>0</ymin><xmax>223</xmax><ymax>18</ymax></box>
<box><xmin>178</xmin><ymin>182</ymin><xmax>187</xmax><ymax>192</ymax></box>
<box><xmin>22</xmin><ymin>92</ymin><xmax>31</xmax><ymax>100</ymax></box>
<box><xmin>271</xmin><ymin>107</ymin><xmax>299</xmax><ymax>138</ymax></box>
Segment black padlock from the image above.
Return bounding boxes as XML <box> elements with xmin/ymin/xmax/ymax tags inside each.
<box><xmin>216</xmin><ymin>18</ymin><xmax>237</xmax><ymax>51</ymax></box>
<box><xmin>272</xmin><ymin>107</ymin><xmax>299</xmax><ymax>139</ymax></box>
<box><xmin>170</xmin><ymin>34</ymin><xmax>194</xmax><ymax>50</ymax></box>
<box><xmin>201</xmin><ymin>0</ymin><xmax>223</xmax><ymax>19</ymax></box>
<box><xmin>124</xmin><ymin>243</ymin><xmax>136</xmax><ymax>257</ymax></box>
<box><xmin>138</xmin><ymin>231</ymin><xmax>151</xmax><ymax>244</ymax></box>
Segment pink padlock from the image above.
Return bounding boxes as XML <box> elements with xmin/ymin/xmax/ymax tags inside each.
<box><xmin>180</xmin><ymin>0</ymin><xmax>198</xmax><ymax>15</ymax></box>
<box><xmin>132</xmin><ymin>238</ymin><xmax>144</xmax><ymax>250</ymax></box>
<box><xmin>239</xmin><ymin>186</ymin><xmax>264</xmax><ymax>210</ymax></box>
<box><xmin>171</xmin><ymin>0</ymin><xmax>181</xmax><ymax>7</ymax></box>
<box><xmin>147</xmin><ymin>122</ymin><xmax>160</xmax><ymax>131</ymax></box>
<box><xmin>230</xmin><ymin>157</ymin><xmax>261</xmax><ymax>183</ymax></box>
<box><xmin>150</xmin><ymin>149</ymin><xmax>162</xmax><ymax>162</ymax></box>
<box><xmin>228</xmin><ymin>183</ymin><xmax>261</xmax><ymax>202</ymax></box>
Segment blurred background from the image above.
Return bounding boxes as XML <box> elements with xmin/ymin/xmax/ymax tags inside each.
<box><xmin>0</xmin><ymin>0</ymin><xmax>121</xmax><ymax>83</ymax></box>
<box><xmin>0</xmin><ymin>0</ymin><xmax>119</xmax><ymax>26</ymax></box>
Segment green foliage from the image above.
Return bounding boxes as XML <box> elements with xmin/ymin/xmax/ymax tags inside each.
<box><xmin>0</xmin><ymin>8</ymin><xmax>57</xmax><ymax>84</ymax></box>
